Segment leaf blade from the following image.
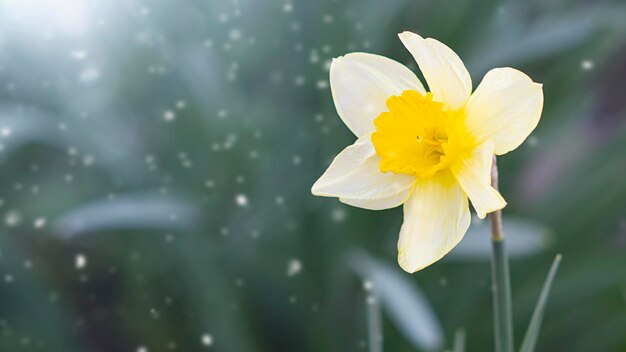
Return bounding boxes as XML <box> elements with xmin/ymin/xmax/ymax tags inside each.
<box><xmin>348</xmin><ymin>251</ymin><xmax>444</xmax><ymax>351</ymax></box>
<box><xmin>449</xmin><ymin>217</ymin><xmax>553</xmax><ymax>261</ymax></box>
<box><xmin>51</xmin><ymin>193</ymin><xmax>200</xmax><ymax>238</ymax></box>
<box><xmin>519</xmin><ymin>254</ymin><xmax>563</xmax><ymax>352</ymax></box>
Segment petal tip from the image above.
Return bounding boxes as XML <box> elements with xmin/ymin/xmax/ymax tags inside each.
<box><xmin>398</xmin><ymin>30</ymin><xmax>422</xmax><ymax>42</ymax></box>
<box><xmin>330</xmin><ymin>54</ymin><xmax>352</xmax><ymax>69</ymax></box>
<box><xmin>329</xmin><ymin>56</ymin><xmax>343</xmax><ymax>69</ymax></box>
<box><xmin>397</xmin><ymin>255</ymin><xmax>435</xmax><ymax>274</ymax></box>
<box><xmin>397</xmin><ymin>248</ymin><xmax>442</xmax><ymax>273</ymax></box>
<box><xmin>310</xmin><ymin>178</ymin><xmax>324</xmax><ymax>196</ymax></box>
<box><xmin>528</xmin><ymin>79</ymin><xmax>544</xmax><ymax>89</ymax></box>
<box><xmin>397</xmin><ymin>254</ymin><xmax>418</xmax><ymax>273</ymax></box>
<box><xmin>476</xmin><ymin>199</ymin><xmax>507</xmax><ymax>219</ymax></box>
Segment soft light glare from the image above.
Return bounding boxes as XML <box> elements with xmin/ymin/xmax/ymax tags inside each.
<box><xmin>2</xmin><ymin>0</ymin><xmax>90</xmax><ymax>36</ymax></box>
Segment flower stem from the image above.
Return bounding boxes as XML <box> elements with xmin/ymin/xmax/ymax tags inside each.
<box><xmin>490</xmin><ymin>156</ymin><xmax>514</xmax><ymax>352</ymax></box>
<box><xmin>366</xmin><ymin>294</ymin><xmax>383</xmax><ymax>352</ymax></box>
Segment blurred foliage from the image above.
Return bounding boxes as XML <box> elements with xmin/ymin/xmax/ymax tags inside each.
<box><xmin>0</xmin><ymin>0</ymin><xmax>625</xmax><ymax>351</ymax></box>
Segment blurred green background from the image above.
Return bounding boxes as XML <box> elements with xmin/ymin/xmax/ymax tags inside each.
<box><xmin>0</xmin><ymin>0</ymin><xmax>625</xmax><ymax>351</ymax></box>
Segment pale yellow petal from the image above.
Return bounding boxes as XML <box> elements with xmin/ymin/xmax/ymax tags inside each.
<box><xmin>397</xmin><ymin>172</ymin><xmax>470</xmax><ymax>273</ymax></box>
<box><xmin>398</xmin><ymin>31</ymin><xmax>472</xmax><ymax>111</ymax></box>
<box><xmin>330</xmin><ymin>53</ymin><xmax>426</xmax><ymax>137</ymax></box>
<box><xmin>464</xmin><ymin>67</ymin><xmax>543</xmax><ymax>155</ymax></box>
<box><xmin>311</xmin><ymin>135</ymin><xmax>415</xmax><ymax>210</ymax></box>
<box><xmin>451</xmin><ymin>140</ymin><xmax>506</xmax><ymax>219</ymax></box>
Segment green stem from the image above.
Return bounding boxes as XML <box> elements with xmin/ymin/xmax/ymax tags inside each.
<box><xmin>490</xmin><ymin>156</ymin><xmax>514</xmax><ymax>352</ymax></box>
<box><xmin>366</xmin><ymin>294</ymin><xmax>383</xmax><ymax>352</ymax></box>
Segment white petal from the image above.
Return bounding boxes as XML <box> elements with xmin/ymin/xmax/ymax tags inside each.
<box><xmin>398</xmin><ymin>31</ymin><xmax>472</xmax><ymax>111</ymax></box>
<box><xmin>330</xmin><ymin>53</ymin><xmax>425</xmax><ymax>137</ymax></box>
<box><xmin>451</xmin><ymin>140</ymin><xmax>506</xmax><ymax>219</ymax></box>
<box><xmin>311</xmin><ymin>135</ymin><xmax>415</xmax><ymax>210</ymax></box>
<box><xmin>464</xmin><ymin>67</ymin><xmax>544</xmax><ymax>155</ymax></box>
<box><xmin>397</xmin><ymin>173</ymin><xmax>471</xmax><ymax>273</ymax></box>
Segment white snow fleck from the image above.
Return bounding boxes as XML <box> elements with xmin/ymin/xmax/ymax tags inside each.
<box><xmin>79</xmin><ymin>67</ymin><xmax>100</xmax><ymax>84</ymax></box>
<box><xmin>229</xmin><ymin>29</ymin><xmax>242</xmax><ymax>41</ymax></box>
<box><xmin>1</xmin><ymin>128</ymin><xmax>12</xmax><ymax>137</ymax></box>
<box><xmin>331</xmin><ymin>208</ymin><xmax>346</xmax><ymax>222</ymax></box>
<box><xmin>201</xmin><ymin>334</ymin><xmax>213</xmax><ymax>347</ymax></box>
<box><xmin>366</xmin><ymin>295</ymin><xmax>377</xmax><ymax>305</ymax></box>
<box><xmin>286</xmin><ymin>259</ymin><xmax>302</xmax><ymax>277</ymax></box>
<box><xmin>4</xmin><ymin>210</ymin><xmax>21</xmax><ymax>227</ymax></box>
<box><xmin>163</xmin><ymin>110</ymin><xmax>176</xmax><ymax>122</ymax></box>
<box><xmin>581</xmin><ymin>60</ymin><xmax>594</xmax><ymax>70</ymax></box>
<box><xmin>33</xmin><ymin>217</ymin><xmax>47</xmax><ymax>228</ymax></box>
<box><xmin>235</xmin><ymin>194</ymin><xmax>248</xmax><ymax>207</ymax></box>
<box><xmin>75</xmin><ymin>253</ymin><xmax>87</xmax><ymax>270</ymax></box>
<box><xmin>70</xmin><ymin>50</ymin><xmax>88</xmax><ymax>60</ymax></box>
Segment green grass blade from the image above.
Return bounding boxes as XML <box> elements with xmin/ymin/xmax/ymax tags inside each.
<box><xmin>520</xmin><ymin>254</ymin><xmax>563</xmax><ymax>352</ymax></box>
<box><xmin>453</xmin><ymin>328</ymin><xmax>466</xmax><ymax>352</ymax></box>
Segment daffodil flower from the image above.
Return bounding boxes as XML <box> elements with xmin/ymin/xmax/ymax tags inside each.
<box><xmin>312</xmin><ymin>31</ymin><xmax>543</xmax><ymax>273</ymax></box>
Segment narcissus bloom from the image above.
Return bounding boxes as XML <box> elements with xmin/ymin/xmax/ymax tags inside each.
<box><xmin>312</xmin><ymin>31</ymin><xmax>543</xmax><ymax>273</ymax></box>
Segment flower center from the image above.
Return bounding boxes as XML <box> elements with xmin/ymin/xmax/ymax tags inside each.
<box><xmin>371</xmin><ymin>90</ymin><xmax>473</xmax><ymax>178</ymax></box>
